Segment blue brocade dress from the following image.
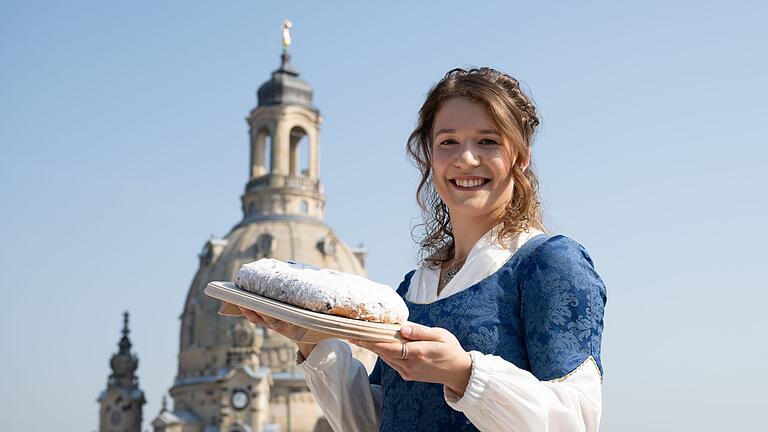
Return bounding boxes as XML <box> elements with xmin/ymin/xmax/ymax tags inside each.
<box><xmin>368</xmin><ymin>234</ymin><xmax>607</xmax><ymax>432</ymax></box>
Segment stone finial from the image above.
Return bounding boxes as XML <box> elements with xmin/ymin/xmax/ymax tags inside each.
<box><xmin>118</xmin><ymin>311</ymin><xmax>132</xmax><ymax>354</ymax></box>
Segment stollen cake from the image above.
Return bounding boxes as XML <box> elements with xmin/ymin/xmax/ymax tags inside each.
<box><xmin>234</xmin><ymin>258</ymin><xmax>408</xmax><ymax>324</ymax></box>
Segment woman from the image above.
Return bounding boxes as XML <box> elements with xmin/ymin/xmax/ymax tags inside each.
<box><xmin>238</xmin><ymin>67</ymin><xmax>606</xmax><ymax>431</ymax></box>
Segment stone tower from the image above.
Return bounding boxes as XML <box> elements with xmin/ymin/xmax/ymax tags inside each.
<box><xmin>98</xmin><ymin>312</ymin><xmax>146</xmax><ymax>432</ymax></box>
<box><xmin>152</xmin><ymin>21</ymin><xmax>373</xmax><ymax>432</ymax></box>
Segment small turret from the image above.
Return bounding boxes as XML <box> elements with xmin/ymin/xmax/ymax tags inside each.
<box><xmin>109</xmin><ymin>312</ymin><xmax>139</xmax><ymax>388</ymax></box>
<box><xmin>97</xmin><ymin>312</ymin><xmax>146</xmax><ymax>432</ymax></box>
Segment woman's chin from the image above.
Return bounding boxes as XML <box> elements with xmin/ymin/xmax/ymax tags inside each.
<box><xmin>446</xmin><ymin>202</ymin><xmax>500</xmax><ymax>221</ymax></box>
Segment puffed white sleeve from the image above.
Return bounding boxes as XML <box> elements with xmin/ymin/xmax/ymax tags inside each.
<box><xmin>444</xmin><ymin>353</ymin><xmax>602</xmax><ymax>431</ymax></box>
<box><xmin>297</xmin><ymin>338</ymin><xmax>382</xmax><ymax>432</ymax></box>
<box><xmin>446</xmin><ymin>235</ymin><xmax>607</xmax><ymax>431</ymax></box>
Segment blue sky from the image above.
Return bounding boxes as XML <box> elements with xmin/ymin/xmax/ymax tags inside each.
<box><xmin>1</xmin><ymin>1</ymin><xmax>766</xmax><ymax>430</ymax></box>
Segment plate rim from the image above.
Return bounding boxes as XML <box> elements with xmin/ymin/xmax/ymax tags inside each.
<box><xmin>204</xmin><ymin>281</ymin><xmax>402</xmax><ymax>342</ymax></box>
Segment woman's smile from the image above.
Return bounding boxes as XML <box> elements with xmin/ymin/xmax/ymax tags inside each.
<box><xmin>449</xmin><ymin>176</ymin><xmax>492</xmax><ymax>190</ymax></box>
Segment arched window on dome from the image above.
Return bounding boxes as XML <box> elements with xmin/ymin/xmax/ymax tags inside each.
<box><xmin>299</xmin><ymin>200</ymin><xmax>309</xmax><ymax>214</ymax></box>
<box><xmin>264</xmin><ymin>133</ymin><xmax>273</xmax><ymax>174</ymax></box>
<box><xmin>289</xmin><ymin>126</ymin><xmax>309</xmax><ymax>176</ymax></box>
<box><xmin>255</xmin><ymin>233</ymin><xmax>276</xmax><ymax>258</ymax></box>
<box><xmin>253</xmin><ymin>127</ymin><xmax>273</xmax><ymax>177</ymax></box>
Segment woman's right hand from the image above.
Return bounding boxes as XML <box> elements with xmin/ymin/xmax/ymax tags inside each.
<box><xmin>236</xmin><ymin>305</ymin><xmax>316</xmax><ymax>358</ymax></box>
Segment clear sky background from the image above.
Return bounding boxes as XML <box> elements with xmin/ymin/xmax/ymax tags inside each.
<box><xmin>1</xmin><ymin>1</ymin><xmax>766</xmax><ymax>431</ymax></box>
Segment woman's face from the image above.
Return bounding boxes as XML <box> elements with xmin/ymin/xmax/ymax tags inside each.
<box><xmin>431</xmin><ymin>97</ymin><xmax>518</xmax><ymax>223</ymax></box>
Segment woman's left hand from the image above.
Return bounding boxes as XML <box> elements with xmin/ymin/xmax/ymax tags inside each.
<box><xmin>351</xmin><ymin>323</ymin><xmax>473</xmax><ymax>397</ymax></box>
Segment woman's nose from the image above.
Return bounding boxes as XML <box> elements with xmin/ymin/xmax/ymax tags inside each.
<box><xmin>453</xmin><ymin>140</ymin><xmax>480</xmax><ymax>167</ymax></box>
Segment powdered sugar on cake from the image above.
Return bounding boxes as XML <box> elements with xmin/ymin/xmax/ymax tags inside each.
<box><xmin>234</xmin><ymin>259</ymin><xmax>409</xmax><ymax>324</ymax></box>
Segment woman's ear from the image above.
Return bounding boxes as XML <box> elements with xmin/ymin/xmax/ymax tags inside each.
<box><xmin>520</xmin><ymin>147</ymin><xmax>531</xmax><ymax>172</ymax></box>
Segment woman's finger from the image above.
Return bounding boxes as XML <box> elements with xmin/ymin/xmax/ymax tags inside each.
<box><xmin>380</xmin><ymin>358</ymin><xmax>413</xmax><ymax>381</ymax></box>
<box><xmin>270</xmin><ymin>320</ymin><xmax>293</xmax><ymax>333</ymax></box>
<box><xmin>238</xmin><ymin>310</ymin><xmax>310</xmax><ymax>341</ymax></box>
<box><xmin>356</xmin><ymin>340</ymin><xmax>404</xmax><ymax>359</ymax></box>
<box><xmin>357</xmin><ymin>340</ymin><xmax>401</xmax><ymax>357</ymax></box>
<box><xmin>261</xmin><ymin>314</ymin><xmax>279</xmax><ymax>326</ymax></box>
<box><xmin>273</xmin><ymin>322</ymin><xmax>308</xmax><ymax>341</ymax></box>
<box><xmin>400</xmin><ymin>323</ymin><xmax>446</xmax><ymax>342</ymax></box>
<box><xmin>238</xmin><ymin>307</ymin><xmax>266</xmax><ymax>325</ymax></box>
<box><xmin>237</xmin><ymin>308</ymin><xmax>281</xmax><ymax>330</ymax></box>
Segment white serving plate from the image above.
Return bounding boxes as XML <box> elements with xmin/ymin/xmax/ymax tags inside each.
<box><xmin>205</xmin><ymin>281</ymin><xmax>403</xmax><ymax>343</ymax></box>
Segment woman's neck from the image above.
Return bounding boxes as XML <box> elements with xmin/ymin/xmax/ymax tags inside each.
<box><xmin>449</xmin><ymin>213</ymin><xmax>500</xmax><ymax>261</ymax></box>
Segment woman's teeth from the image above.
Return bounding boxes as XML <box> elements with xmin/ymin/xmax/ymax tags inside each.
<box><xmin>454</xmin><ymin>178</ymin><xmax>488</xmax><ymax>188</ymax></box>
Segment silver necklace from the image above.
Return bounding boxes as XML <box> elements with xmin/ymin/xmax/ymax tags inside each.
<box><xmin>441</xmin><ymin>255</ymin><xmax>467</xmax><ymax>287</ymax></box>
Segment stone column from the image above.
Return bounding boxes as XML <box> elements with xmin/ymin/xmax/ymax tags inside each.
<box><xmin>274</xmin><ymin>123</ymin><xmax>290</xmax><ymax>176</ymax></box>
<box><xmin>309</xmin><ymin>131</ymin><xmax>319</xmax><ymax>179</ymax></box>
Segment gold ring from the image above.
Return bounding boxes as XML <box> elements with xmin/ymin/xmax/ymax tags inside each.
<box><xmin>400</xmin><ymin>343</ymin><xmax>408</xmax><ymax>360</ymax></box>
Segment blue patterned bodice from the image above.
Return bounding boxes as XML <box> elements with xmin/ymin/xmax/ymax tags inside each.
<box><xmin>369</xmin><ymin>234</ymin><xmax>607</xmax><ymax>432</ymax></box>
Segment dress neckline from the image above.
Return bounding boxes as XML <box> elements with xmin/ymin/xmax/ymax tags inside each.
<box><xmin>402</xmin><ymin>233</ymin><xmax>547</xmax><ymax>305</ymax></box>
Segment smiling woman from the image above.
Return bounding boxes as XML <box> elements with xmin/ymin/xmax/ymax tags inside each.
<box><xmin>239</xmin><ymin>67</ymin><xmax>607</xmax><ymax>432</ymax></box>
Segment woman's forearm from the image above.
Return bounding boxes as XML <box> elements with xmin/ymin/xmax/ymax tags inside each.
<box><xmin>298</xmin><ymin>339</ymin><xmax>382</xmax><ymax>431</ymax></box>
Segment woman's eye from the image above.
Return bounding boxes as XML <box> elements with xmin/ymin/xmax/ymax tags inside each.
<box><xmin>440</xmin><ymin>139</ymin><xmax>458</xmax><ymax>145</ymax></box>
<box><xmin>479</xmin><ymin>138</ymin><xmax>498</xmax><ymax>145</ymax></box>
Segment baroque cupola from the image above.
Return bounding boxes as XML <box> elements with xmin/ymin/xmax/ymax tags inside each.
<box><xmin>256</xmin><ymin>50</ymin><xmax>314</xmax><ymax>107</ymax></box>
<box><xmin>242</xmin><ymin>20</ymin><xmax>325</xmax><ymax>224</ymax></box>
<box><xmin>156</xmin><ymin>20</ymin><xmax>371</xmax><ymax>432</ymax></box>
<box><xmin>109</xmin><ymin>312</ymin><xmax>139</xmax><ymax>387</ymax></box>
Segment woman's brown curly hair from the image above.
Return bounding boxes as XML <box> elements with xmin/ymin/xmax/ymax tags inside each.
<box><xmin>407</xmin><ymin>67</ymin><xmax>545</xmax><ymax>263</ymax></box>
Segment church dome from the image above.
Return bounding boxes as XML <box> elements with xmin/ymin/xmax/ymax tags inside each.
<box><xmin>257</xmin><ymin>53</ymin><xmax>314</xmax><ymax>108</ymax></box>
<box><xmin>162</xmin><ymin>23</ymin><xmax>375</xmax><ymax>431</ymax></box>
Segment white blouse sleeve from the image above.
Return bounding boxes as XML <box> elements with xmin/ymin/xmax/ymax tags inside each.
<box><xmin>297</xmin><ymin>339</ymin><xmax>382</xmax><ymax>432</ymax></box>
<box><xmin>444</xmin><ymin>351</ymin><xmax>602</xmax><ymax>432</ymax></box>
